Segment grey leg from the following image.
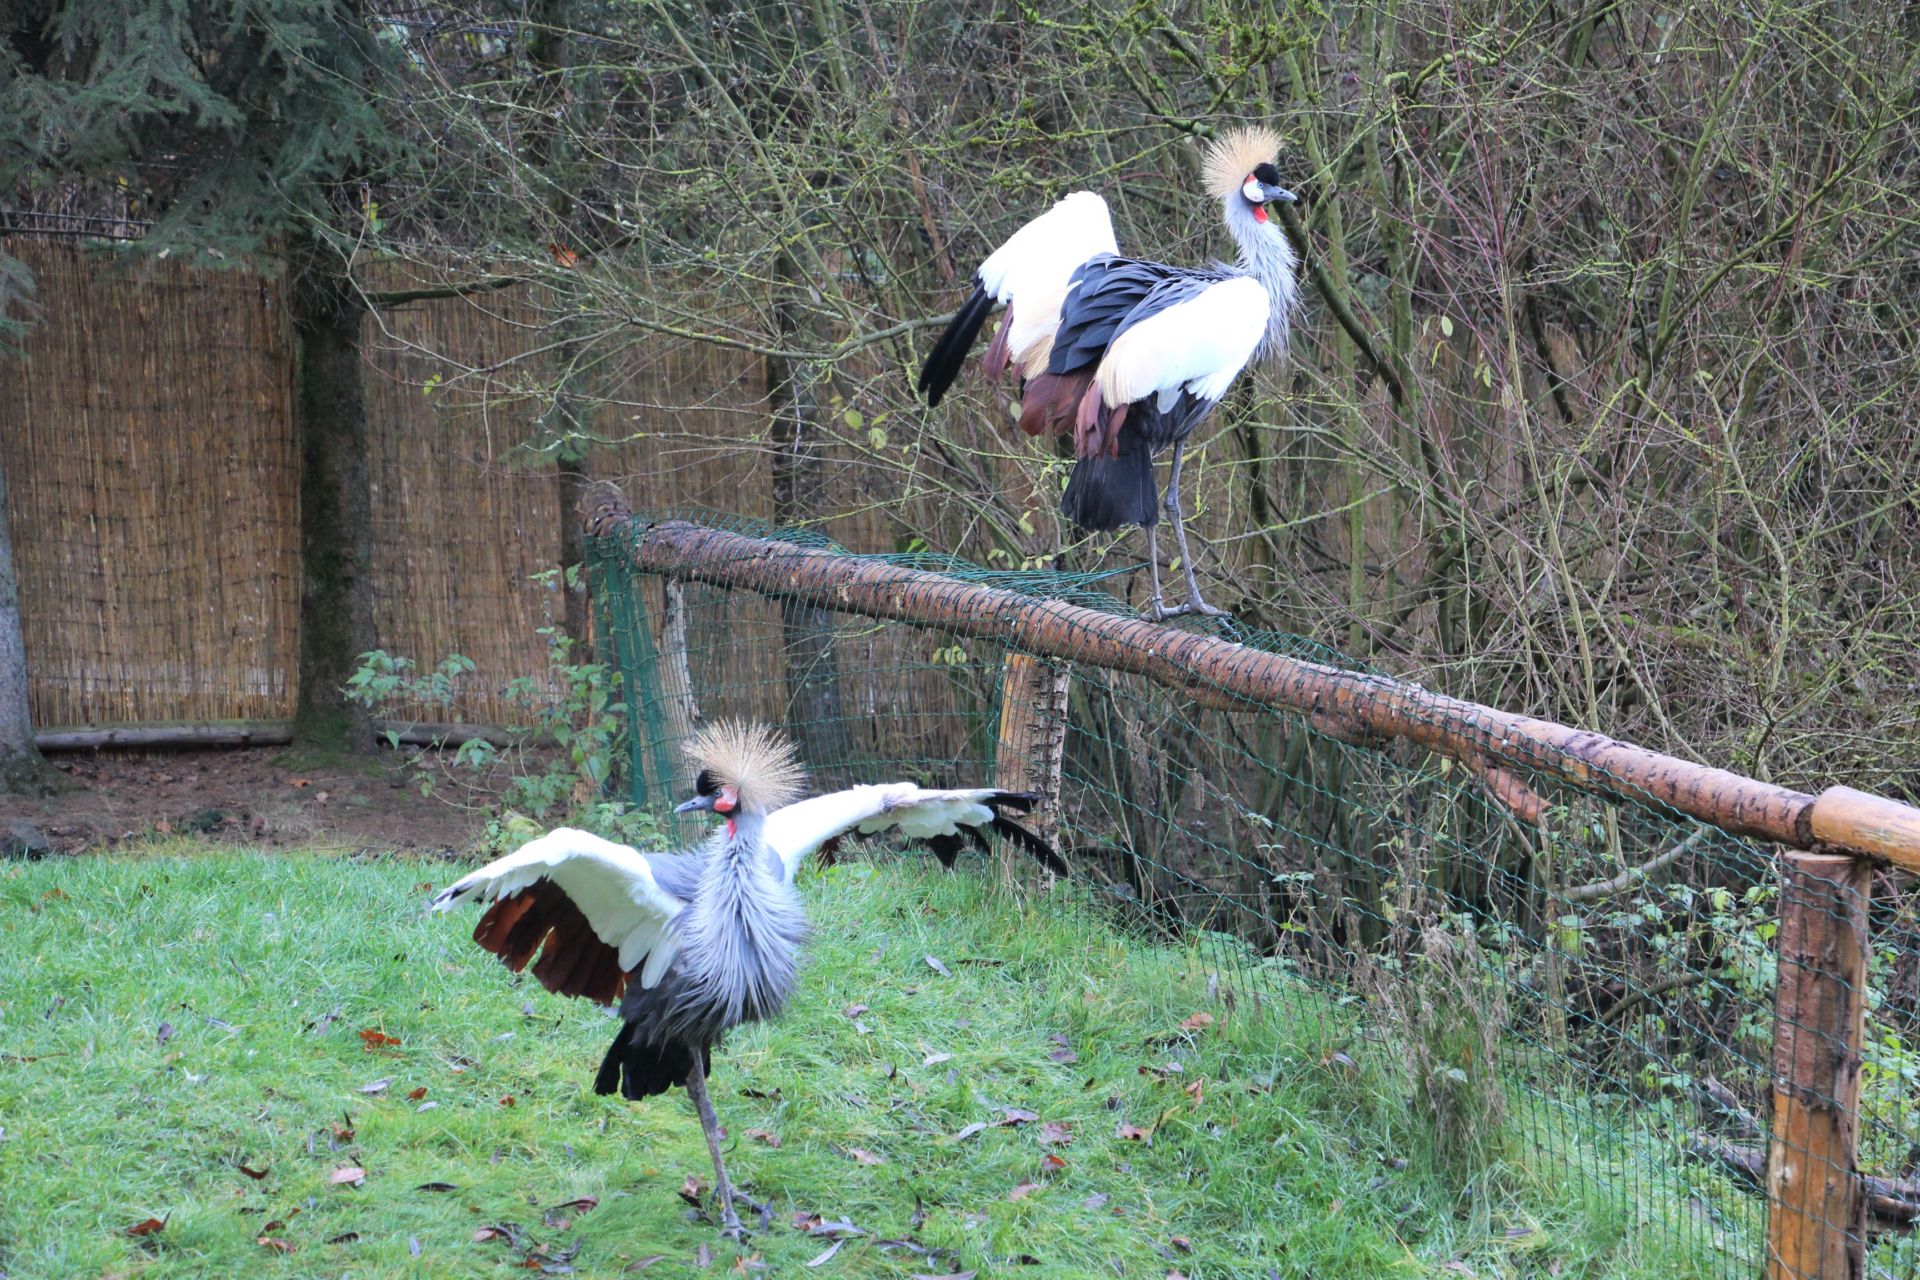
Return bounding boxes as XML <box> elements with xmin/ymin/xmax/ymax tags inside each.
<box><xmin>1144</xmin><ymin>520</ymin><xmax>1169</xmax><ymax>618</ymax></box>
<box><xmin>684</xmin><ymin>1053</ymin><xmax>745</xmax><ymax>1240</ymax></box>
<box><xmin>1159</xmin><ymin>445</ymin><xmax>1229</xmax><ymax>619</ymax></box>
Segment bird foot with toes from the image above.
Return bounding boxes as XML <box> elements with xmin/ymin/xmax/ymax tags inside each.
<box><xmin>1152</xmin><ymin>598</ymin><xmax>1232</xmax><ymax>621</ymax></box>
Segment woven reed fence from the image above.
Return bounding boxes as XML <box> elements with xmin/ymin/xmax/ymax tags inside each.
<box><xmin>0</xmin><ymin>238</ymin><xmax>911</xmax><ymax>732</ymax></box>
<box><xmin>586</xmin><ymin>501</ymin><xmax>1920</xmax><ymax>1280</ymax></box>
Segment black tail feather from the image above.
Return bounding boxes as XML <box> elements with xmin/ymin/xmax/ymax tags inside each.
<box><xmin>1062</xmin><ymin>429</ymin><xmax>1158</xmax><ymax>533</ymax></box>
<box><xmin>595</xmin><ymin>1024</ymin><xmax>703</xmax><ymax>1100</ymax></box>
<box><xmin>918</xmin><ymin>281</ymin><xmax>994</xmax><ymax>407</ymax></box>
<box><xmin>922</xmin><ymin>792</ymin><xmax>1067</xmax><ymax>877</ymax></box>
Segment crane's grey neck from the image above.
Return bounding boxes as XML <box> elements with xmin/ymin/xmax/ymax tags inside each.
<box><xmin>718</xmin><ymin>811</ymin><xmax>768</xmax><ymax>859</ymax></box>
<box><xmin>1222</xmin><ymin>196</ymin><xmax>1300</xmax><ymax>363</ymax></box>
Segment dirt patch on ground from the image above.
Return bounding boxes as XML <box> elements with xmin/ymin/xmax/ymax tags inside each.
<box><xmin>0</xmin><ymin>746</ymin><xmax>498</xmax><ymax>855</ymax></box>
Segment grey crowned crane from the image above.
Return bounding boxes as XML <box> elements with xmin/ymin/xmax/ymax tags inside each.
<box><xmin>429</xmin><ymin>721</ymin><xmax>1063</xmax><ymax>1240</ymax></box>
<box><xmin>918</xmin><ymin>129</ymin><xmax>1300</xmax><ymax>619</ymax></box>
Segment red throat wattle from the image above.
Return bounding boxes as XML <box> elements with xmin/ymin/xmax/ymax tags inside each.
<box><xmin>726</xmin><ymin>818</ymin><xmax>737</xmax><ymax>838</ymax></box>
<box><xmin>1253</xmin><ymin>205</ymin><xmax>1269</xmax><ymax>223</ymax></box>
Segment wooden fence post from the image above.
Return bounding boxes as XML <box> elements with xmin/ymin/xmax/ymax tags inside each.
<box><xmin>994</xmin><ymin>653</ymin><xmax>1070</xmax><ymax>881</ymax></box>
<box><xmin>1767</xmin><ymin>851</ymin><xmax>1870</xmax><ymax>1280</ymax></box>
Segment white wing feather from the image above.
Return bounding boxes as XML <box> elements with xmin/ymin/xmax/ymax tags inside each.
<box><xmin>1096</xmin><ymin>275</ymin><xmax>1269</xmax><ymax>407</ymax></box>
<box><xmin>764</xmin><ymin>784</ymin><xmax>1013</xmax><ymax>884</ymax></box>
<box><xmin>977</xmin><ymin>192</ymin><xmax>1117</xmax><ymax>306</ymax></box>
<box><xmin>428</xmin><ymin>828</ymin><xmax>688</xmax><ymax>988</ymax></box>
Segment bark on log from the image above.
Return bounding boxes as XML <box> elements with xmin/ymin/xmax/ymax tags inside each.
<box><xmin>588</xmin><ymin>519</ymin><xmax>1920</xmax><ymax>863</ymax></box>
<box><xmin>1767</xmin><ymin>852</ymin><xmax>1870</xmax><ymax>1278</ymax></box>
<box><xmin>994</xmin><ymin>653</ymin><xmax>1070</xmax><ymax>878</ymax></box>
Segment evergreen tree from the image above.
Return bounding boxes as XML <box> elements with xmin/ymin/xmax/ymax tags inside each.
<box><xmin>2</xmin><ymin>0</ymin><xmax>404</xmax><ymax>759</ymax></box>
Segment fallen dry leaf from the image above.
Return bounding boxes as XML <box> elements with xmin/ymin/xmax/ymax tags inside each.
<box><xmin>289</xmin><ymin>777</ymin><xmax>311</xmax><ymax>788</ymax></box>
<box><xmin>1007</xmin><ymin>1182</ymin><xmax>1040</xmax><ymax>1201</ymax></box>
<box><xmin>1048</xmin><ymin>1047</ymin><xmax>1078</xmax><ymax>1064</ymax></box>
<box><xmin>908</xmin><ymin>1273</ymin><xmax>977</xmax><ymax>1280</ymax></box>
<box><xmin>473</xmin><ymin>1227</ymin><xmax>509</xmax><ymax>1243</ymax></box>
<box><xmin>552</xmin><ymin>1195</ymin><xmax>600</xmax><ymax>1212</ymax></box>
<box><xmin>330</xmin><ymin>1166</ymin><xmax>367</xmax><ymax>1185</ymax></box>
<box><xmin>416</xmin><ymin>1181</ymin><xmax>458</xmax><ymax>1192</ymax></box>
<box><xmin>257</xmin><ymin>1236</ymin><xmax>295</xmax><ymax>1253</ymax></box>
<box><xmin>156</xmin><ymin>1022</ymin><xmax>174</xmax><ymax>1047</ymax></box>
<box><xmin>1178</xmin><ymin>1012</ymin><xmax>1214</xmax><ymax>1033</ymax></box>
<box><xmin>846</xmin><ymin>1147</ymin><xmax>885</xmax><ymax>1166</ymax></box>
<box><xmin>326</xmin><ymin>1231</ymin><xmax>360</xmax><ymax>1244</ymax></box>
<box><xmin>843</xmin><ymin>1003</ymin><xmax>869</xmax><ymax>1018</ymax></box>
<box><xmin>922</xmin><ymin>1052</ymin><xmax>953</xmax><ymax>1067</ymax></box>
<box><xmin>1040</xmin><ymin>1153</ymin><xmax>1068</xmax><ymax>1172</ymax></box>
<box><xmin>125</xmin><ymin>1217</ymin><xmax>167</xmax><ymax>1237</ymax></box>
<box><xmin>998</xmin><ymin>1107</ymin><xmax>1038</xmax><ymax>1126</ymax></box>
<box><xmin>745</xmin><ymin>1128</ymin><xmax>782</xmax><ymax>1148</ymax></box>
<box><xmin>406</xmin><ymin>1086</ymin><xmax>427</xmax><ymax>1101</ymax></box>
<box><xmin>1171</xmin><ymin>1235</ymin><xmax>1193</xmax><ymax>1252</ymax></box>
<box><xmin>806</xmin><ymin>1240</ymin><xmax>844</xmax><ymax>1267</ymax></box>
<box><xmin>626</xmin><ymin>1257</ymin><xmax>668</xmax><ymax>1272</ymax></box>
<box><xmin>923</xmin><ymin>955</ymin><xmax>953</xmax><ymax>978</ymax></box>
<box><xmin>498</xmin><ymin>1095</ymin><xmax>516</xmax><ymax>1107</ymax></box>
<box><xmin>358</xmin><ymin>1078</ymin><xmax>392</xmax><ymax>1095</ymax></box>
<box><xmin>952</xmin><ymin>1121</ymin><xmax>987</xmax><ymax>1142</ymax></box>
<box><xmin>358</xmin><ymin>1029</ymin><xmax>400</xmax><ymax>1052</ymax></box>
<box><xmin>1116</xmin><ymin>1121</ymin><xmax>1152</xmax><ymax>1141</ymax></box>
<box><xmin>697</xmin><ymin>1242</ymin><xmax>713</xmax><ymax>1268</ymax></box>
<box><xmin>678</xmin><ymin>1175</ymin><xmax>707</xmax><ymax>1206</ymax></box>
<box><xmin>1039</xmin><ymin>1121</ymin><xmax>1072</xmax><ymax>1146</ymax></box>
<box><xmin>236</xmin><ymin>1162</ymin><xmax>270</xmax><ymax>1180</ymax></box>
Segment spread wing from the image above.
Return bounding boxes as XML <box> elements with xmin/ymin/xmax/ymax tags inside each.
<box><xmin>428</xmin><ymin>827</ymin><xmax>689</xmax><ymax>1000</ymax></box>
<box><xmin>764</xmin><ymin>785</ymin><xmax>1067</xmax><ymax>884</ymax></box>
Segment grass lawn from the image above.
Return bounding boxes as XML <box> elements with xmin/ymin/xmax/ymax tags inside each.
<box><xmin>2</xmin><ymin>845</ymin><xmax>1750</xmax><ymax>1278</ymax></box>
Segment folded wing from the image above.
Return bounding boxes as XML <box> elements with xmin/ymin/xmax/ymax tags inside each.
<box><xmin>764</xmin><ymin>784</ymin><xmax>1066</xmax><ymax>884</ymax></box>
<box><xmin>428</xmin><ymin>827</ymin><xmax>689</xmax><ymax>1001</ymax></box>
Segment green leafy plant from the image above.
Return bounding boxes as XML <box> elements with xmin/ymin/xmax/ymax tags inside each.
<box><xmin>346</xmin><ymin>616</ymin><xmax>657</xmax><ymax>852</ymax></box>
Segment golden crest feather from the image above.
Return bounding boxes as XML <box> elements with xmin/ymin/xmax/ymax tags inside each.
<box><xmin>684</xmin><ymin>720</ymin><xmax>807</xmax><ymax>813</ymax></box>
<box><xmin>1201</xmin><ymin>127</ymin><xmax>1285</xmax><ymax>200</ymax></box>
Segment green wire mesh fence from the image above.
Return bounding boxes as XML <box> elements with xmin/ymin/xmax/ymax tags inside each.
<box><xmin>586</xmin><ymin>505</ymin><xmax>1919</xmax><ymax>1279</ymax></box>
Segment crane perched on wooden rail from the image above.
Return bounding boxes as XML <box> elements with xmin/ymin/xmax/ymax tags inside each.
<box><xmin>919</xmin><ymin>129</ymin><xmax>1301</xmax><ymax>620</ymax></box>
<box><xmin>431</xmin><ymin>720</ymin><xmax>1062</xmax><ymax>1239</ymax></box>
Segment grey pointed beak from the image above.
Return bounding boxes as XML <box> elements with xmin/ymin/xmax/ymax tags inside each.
<box><xmin>675</xmin><ymin>794</ymin><xmax>718</xmax><ymax>814</ymax></box>
<box><xmin>1263</xmin><ymin>184</ymin><xmax>1298</xmax><ymax>204</ymax></box>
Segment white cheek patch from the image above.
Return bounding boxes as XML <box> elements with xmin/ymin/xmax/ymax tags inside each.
<box><xmin>1242</xmin><ymin>177</ymin><xmax>1264</xmax><ymax>203</ymax></box>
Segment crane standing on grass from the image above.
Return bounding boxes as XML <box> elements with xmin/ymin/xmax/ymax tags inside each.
<box><xmin>430</xmin><ymin>721</ymin><xmax>1062</xmax><ymax>1240</ymax></box>
<box><xmin>919</xmin><ymin>129</ymin><xmax>1300</xmax><ymax>619</ymax></box>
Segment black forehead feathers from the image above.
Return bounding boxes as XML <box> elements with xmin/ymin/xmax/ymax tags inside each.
<box><xmin>1251</xmin><ymin>162</ymin><xmax>1282</xmax><ymax>185</ymax></box>
<box><xmin>694</xmin><ymin>767</ymin><xmax>719</xmax><ymax>796</ymax></box>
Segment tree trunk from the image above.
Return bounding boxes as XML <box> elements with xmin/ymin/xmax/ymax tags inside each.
<box><xmin>768</xmin><ymin>254</ymin><xmax>849</xmax><ymax>768</ymax></box>
<box><xmin>0</xmin><ymin>445</ymin><xmax>59</xmax><ymax>793</ymax></box>
<box><xmin>524</xmin><ymin>0</ymin><xmax>595</xmax><ymax>657</ymax></box>
<box><xmin>289</xmin><ymin>240</ymin><xmax>376</xmax><ymax>755</ymax></box>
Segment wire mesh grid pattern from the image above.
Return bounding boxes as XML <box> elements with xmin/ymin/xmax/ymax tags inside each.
<box><xmin>587</xmin><ymin>508</ymin><xmax>1917</xmax><ymax>1279</ymax></box>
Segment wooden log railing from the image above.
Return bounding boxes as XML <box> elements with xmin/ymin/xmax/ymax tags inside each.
<box><xmin>588</xmin><ymin>513</ymin><xmax>1920</xmax><ymax>870</ymax></box>
<box><xmin>585</xmin><ymin>505</ymin><xmax>1920</xmax><ymax>1280</ymax></box>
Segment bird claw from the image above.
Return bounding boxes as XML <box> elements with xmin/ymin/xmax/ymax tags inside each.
<box><xmin>712</xmin><ymin>1188</ymin><xmax>767</xmax><ymax>1240</ymax></box>
<box><xmin>1151</xmin><ymin>598</ymin><xmax>1232</xmax><ymax>621</ymax></box>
